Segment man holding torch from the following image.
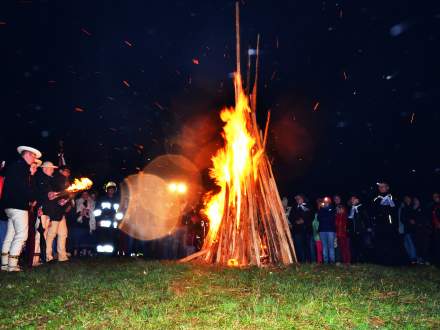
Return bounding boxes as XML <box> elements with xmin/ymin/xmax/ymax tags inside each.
<box><xmin>45</xmin><ymin>166</ymin><xmax>72</xmax><ymax>262</ymax></box>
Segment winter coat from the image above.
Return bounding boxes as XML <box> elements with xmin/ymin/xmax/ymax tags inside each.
<box><xmin>317</xmin><ymin>206</ymin><xmax>336</xmax><ymax>232</ymax></box>
<box><xmin>1</xmin><ymin>158</ymin><xmax>34</xmax><ymax>210</ymax></box>
<box><xmin>292</xmin><ymin>203</ymin><xmax>314</xmax><ymax>235</ymax></box>
<box><xmin>348</xmin><ymin>204</ymin><xmax>370</xmax><ymax>235</ymax></box>
<box><xmin>335</xmin><ymin>207</ymin><xmax>349</xmax><ymax>238</ymax></box>
<box><xmin>372</xmin><ymin>194</ymin><xmax>398</xmax><ymax>235</ymax></box>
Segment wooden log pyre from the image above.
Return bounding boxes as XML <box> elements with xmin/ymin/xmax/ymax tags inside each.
<box><xmin>184</xmin><ymin>2</ymin><xmax>297</xmax><ymax>267</ymax></box>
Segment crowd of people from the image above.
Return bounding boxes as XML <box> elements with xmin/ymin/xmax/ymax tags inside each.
<box><xmin>0</xmin><ymin>145</ymin><xmax>204</xmax><ymax>272</ymax></box>
<box><xmin>0</xmin><ymin>145</ymin><xmax>94</xmax><ymax>271</ymax></box>
<box><xmin>1</xmin><ymin>145</ymin><xmax>439</xmax><ymax>272</ymax></box>
<box><xmin>284</xmin><ymin>184</ymin><xmax>440</xmax><ymax>266</ymax></box>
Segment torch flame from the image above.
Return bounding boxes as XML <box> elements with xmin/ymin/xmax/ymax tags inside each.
<box><xmin>202</xmin><ymin>73</ymin><xmax>257</xmax><ymax>247</ymax></box>
<box><xmin>66</xmin><ymin>177</ymin><xmax>93</xmax><ymax>193</ymax></box>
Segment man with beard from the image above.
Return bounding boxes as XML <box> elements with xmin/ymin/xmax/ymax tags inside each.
<box><xmin>1</xmin><ymin>146</ymin><xmax>42</xmax><ymax>272</ymax></box>
<box><xmin>371</xmin><ymin>181</ymin><xmax>403</xmax><ymax>265</ymax></box>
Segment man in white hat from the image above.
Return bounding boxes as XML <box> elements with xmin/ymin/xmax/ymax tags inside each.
<box><xmin>1</xmin><ymin>146</ymin><xmax>42</xmax><ymax>271</ymax></box>
<box><xmin>33</xmin><ymin>161</ymin><xmax>58</xmax><ymax>265</ymax></box>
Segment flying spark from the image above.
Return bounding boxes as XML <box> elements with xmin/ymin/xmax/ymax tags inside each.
<box><xmin>192</xmin><ymin>58</ymin><xmax>200</xmax><ymax>65</ymax></box>
<box><xmin>81</xmin><ymin>28</ymin><xmax>92</xmax><ymax>36</ymax></box>
<box><xmin>122</xmin><ymin>80</ymin><xmax>130</xmax><ymax>87</ymax></box>
<box><xmin>313</xmin><ymin>101</ymin><xmax>320</xmax><ymax>111</ymax></box>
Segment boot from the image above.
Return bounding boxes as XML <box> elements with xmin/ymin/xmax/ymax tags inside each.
<box><xmin>1</xmin><ymin>253</ymin><xmax>8</xmax><ymax>271</ymax></box>
<box><xmin>8</xmin><ymin>255</ymin><xmax>21</xmax><ymax>272</ymax></box>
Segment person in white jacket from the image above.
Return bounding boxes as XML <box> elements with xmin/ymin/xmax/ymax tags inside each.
<box><xmin>70</xmin><ymin>191</ymin><xmax>96</xmax><ymax>257</ymax></box>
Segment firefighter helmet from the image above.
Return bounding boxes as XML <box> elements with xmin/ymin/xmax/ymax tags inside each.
<box><xmin>104</xmin><ymin>181</ymin><xmax>117</xmax><ymax>192</ymax></box>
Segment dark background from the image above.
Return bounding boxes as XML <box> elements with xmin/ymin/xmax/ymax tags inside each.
<box><xmin>0</xmin><ymin>0</ymin><xmax>439</xmax><ymax>202</ymax></box>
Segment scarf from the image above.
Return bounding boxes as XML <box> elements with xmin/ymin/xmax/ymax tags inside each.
<box><xmin>348</xmin><ymin>203</ymin><xmax>362</xmax><ymax>219</ymax></box>
<box><xmin>374</xmin><ymin>194</ymin><xmax>395</xmax><ymax>207</ymax></box>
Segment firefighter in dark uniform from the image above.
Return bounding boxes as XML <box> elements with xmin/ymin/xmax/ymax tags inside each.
<box><xmin>94</xmin><ymin>182</ymin><xmax>125</xmax><ymax>255</ymax></box>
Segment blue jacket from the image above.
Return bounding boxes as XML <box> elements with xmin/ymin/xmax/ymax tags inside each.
<box><xmin>317</xmin><ymin>206</ymin><xmax>336</xmax><ymax>232</ymax></box>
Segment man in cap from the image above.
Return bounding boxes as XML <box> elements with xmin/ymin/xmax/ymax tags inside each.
<box><xmin>1</xmin><ymin>146</ymin><xmax>42</xmax><ymax>271</ymax></box>
<box><xmin>33</xmin><ymin>161</ymin><xmax>58</xmax><ymax>265</ymax></box>
<box><xmin>46</xmin><ymin>165</ymin><xmax>71</xmax><ymax>262</ymax></box>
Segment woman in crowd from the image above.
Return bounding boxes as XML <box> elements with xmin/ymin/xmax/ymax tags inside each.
<box><xmin>335</xmin><ymin>202</ymin><xmax>350</xmax><ymax>264</ymax></box>
<box><xmin>71</xmin><ymin>191</ymin><xmax>96</xmax><ymax>257</ymax></box>
<box><xmin>412</xmin><ymin>197</ymin><xmax>431</xmax><ymax>265</ymax></box>
<box><xmin>400</xmin><ymin>195</ymin><xmax>417</xmax><ymax>264</ymax></box>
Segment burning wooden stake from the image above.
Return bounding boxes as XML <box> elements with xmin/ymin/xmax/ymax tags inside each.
<box><xmin>184</xmin><ymin>2</ymin><xmax>296</xmax><ymax>267</ymax></box>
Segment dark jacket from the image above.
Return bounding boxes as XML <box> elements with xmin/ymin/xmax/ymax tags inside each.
<box><xmin>400</xmin><ymin>204</ymin><xmax>414</xmax><ymax>234</ymax></box>
<box><xmin>317</xmin><ymin>206</ymin><xmax>336</xmax><ymax>232</ymax></box>
<box><xmin>35</xmin><ymin>171</ymin><xmax>58</xmax><ymax>217</ymax></box>
<box><xmin>348</xmin><ymin>204</ymin><xmax>371</xmax><ymax>235</ymax></box>
<box><xmin>372</xmin><ymin>194</ymin><xmax>398</xmax><ymax>235</ymax></box>
<box><xmin>292</xmin><ymin>203</ymin><xmax>314</xmax><ymax>235</ymax></box>
<box><xmin>1</xmin><ymin>158</ymin><xmax>33</xmax><ymax>210</ymax></box>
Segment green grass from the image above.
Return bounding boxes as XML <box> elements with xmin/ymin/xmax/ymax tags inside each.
<box><xmin>0</xmin><ymin>259</ymin><xmax>439</xmax><ymax>329</ymax></box>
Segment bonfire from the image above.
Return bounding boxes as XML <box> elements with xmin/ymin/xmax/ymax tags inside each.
<box><xmin>183</xmin><ymin>3</ymin><xmax>296</xmax><ymax>267</ymax></box>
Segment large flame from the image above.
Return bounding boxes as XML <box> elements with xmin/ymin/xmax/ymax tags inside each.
<box><xmin>66</xmin><ymin>177</ymin><xmax>93</xmax><ymax>193</ymax></box>
<box><xmin>203</xmin><ymin>74</ymin><xmax>257</xmax><ymax>246</ymax></box>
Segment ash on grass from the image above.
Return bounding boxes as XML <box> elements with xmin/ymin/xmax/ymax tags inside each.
<box><xmin>0</xmin><ymin>259</ymin><xmax>439</xmax><ymax>329</ymax></box>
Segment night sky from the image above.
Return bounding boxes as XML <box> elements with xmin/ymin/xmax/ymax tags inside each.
<box><xmin>0</xmin><ymin>0</ymin><xmax>439</xmax><ymax>201</ymax></box>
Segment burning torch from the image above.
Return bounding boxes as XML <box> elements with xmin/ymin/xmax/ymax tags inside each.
<box><xmin>49</xmin><ymin>178</ymin><xmax>93</xmax><ymax>201</ymax></box>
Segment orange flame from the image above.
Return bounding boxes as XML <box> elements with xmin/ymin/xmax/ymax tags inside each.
<box><xmin>66</xmin><ymin>178</ymin><xmax>93</xmax><ymax>193</ymax></box>
<box><xmin>202</xmin><ymin>73</ymin><xmax>257</xmax><ymax>246</ymax></box>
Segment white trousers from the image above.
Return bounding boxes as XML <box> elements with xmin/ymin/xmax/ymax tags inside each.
<box><xmin>1</xmin><ymin>208</ymin><xmax>29</xmax><ymax>268</ymax></box>
<box><xmin>46</xmin><ymin>216</ymin><xmax>68</xmax><ymax>261</ymax></box>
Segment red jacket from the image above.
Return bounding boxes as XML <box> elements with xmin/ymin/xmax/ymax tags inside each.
<box><xmin>335</xmin><ymin>207</ymin><xmax>349</xmax><ymax>238</ymax></box>
<box><xmin>0</xmin><ymin>176</ymin><xmax>4</xmax><ymax>199</ymax></box>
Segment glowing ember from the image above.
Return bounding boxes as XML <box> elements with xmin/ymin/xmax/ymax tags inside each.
<box><xmin>66</xmin><ymin>178</ymin><xmax>93</xmax><ymax>193</ymax></box>
<box><xmin>227</xmin><ymin>258</ymin><xmax>239</xmax><ymax>267</ymax></box>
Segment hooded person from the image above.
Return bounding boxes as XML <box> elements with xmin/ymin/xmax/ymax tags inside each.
<box><xmin>1</xmin><ymin>146</ymin><xmax>42</xmax><ymax>272</ymax></box>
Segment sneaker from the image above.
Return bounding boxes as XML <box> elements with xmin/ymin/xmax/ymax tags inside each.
<box><xmin>58</xmin><ymin>257</ymin><xmax>69</xmax><ymax>262</ymax></box>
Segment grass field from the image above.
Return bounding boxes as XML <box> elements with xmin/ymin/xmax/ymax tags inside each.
<box><xmin>0</xmin><ymin>258</ymin><xmax>439</xmax><ymax>329</ymax></box>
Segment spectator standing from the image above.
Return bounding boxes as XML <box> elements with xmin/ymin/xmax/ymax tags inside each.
<box><xmin>71</xmin><ymin>191</ymin><xmax>95</xmax><ymax>257</ymax></box>
<box><xmin>412</xmin><ymin>197</ymin><xmax>431</xmax><ymax>265</ymax></box>
<box><xmin>317</xmin><ymin>197</ymin><xmax>336</xmax><ymax>264</ymax></box>
<box><xmin>371</xmin><ymin>181</ymin><xmax>402</xmax><ymax>265</ymax></box>
<box><xmin>430</xmin><ymin>193</ymin><xmax>440</xmax><ymax>266</ymax></box>
<box><xmin>292</xmin><ymin>194</ymin><xmax>314</xmax><ymax>263</ymax></box>
<box><xmin>348</xmin><ymin>195</ymin><xmax>372</xmax><ymax>263</ymax></box>
<box><xmin>399</xmin><ymin>196</ymin><xmax>417</xmax><ymax>264</ymax></box>
<box><xmin>335</xmin><ymin>203</ymin><xmax>351</xmax><ymax>264</ymax></box>
<box><xmin>312</xmin><ymin>199</ymin><xmax>323</xmax><ymax>263</ymax></box>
